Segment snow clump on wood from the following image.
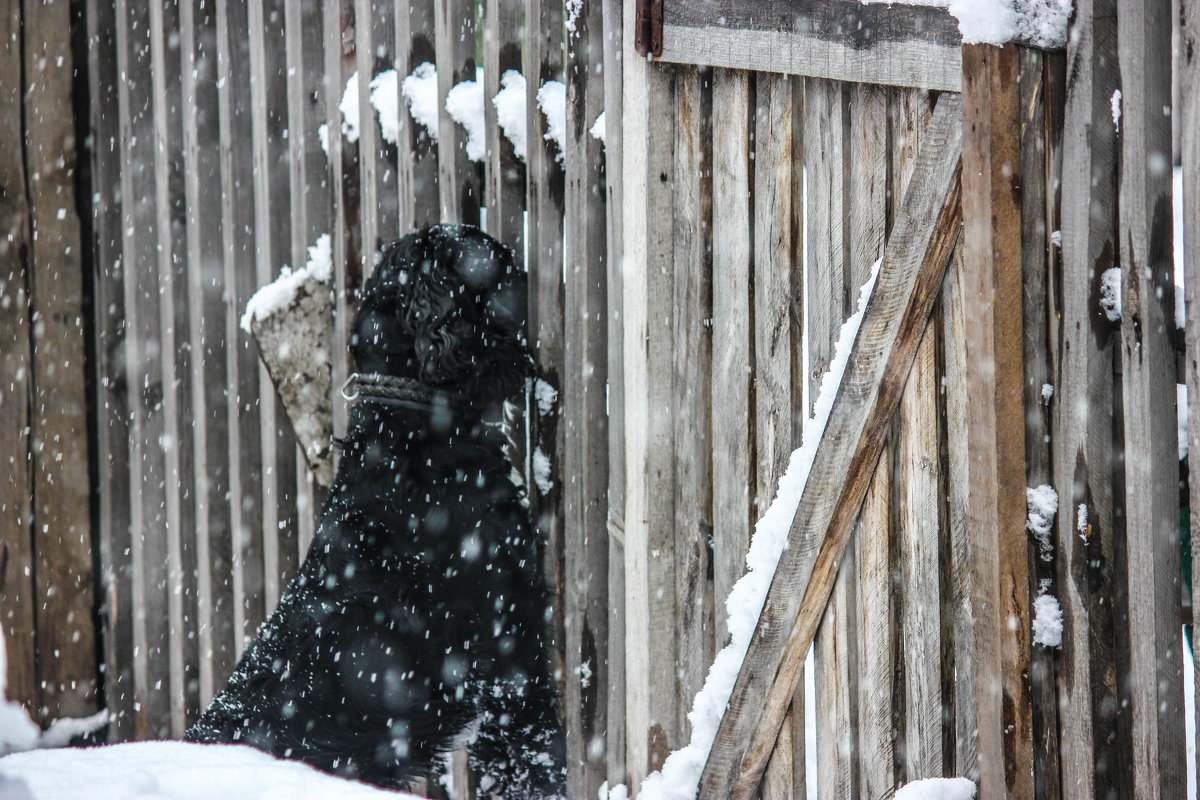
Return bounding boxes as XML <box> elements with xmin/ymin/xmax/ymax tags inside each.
<box><xmin>894</xmin><ymin>776</ymin><xmax>978</xmax><ymax>800</ymax></box>
<box><xmin>1026</xmin><ymin>484</ymin><xmax>1058</xmax><ymax>562</ymax></box>
<box><xmin>368</xmin><ymin>69</ymin><xmax>400</xmax><ymax>145</ymax></box>
<box><xmin>445</xmin><ymin>70</ymin><xmax>487</xmax><ymax>162</ymax></box>
<box><xmin>1033</xmin><ymin>591</ymin><xmax>1063</xmax><ymax>648</ymax></box>
<box><xmin>401</xmin><ymin>62</ymin><xmax>440</xmax><ymax>141</ymax></box>
<box><xmin>493</xmin><ymin>70</ymin><xmax>528</xmax><ymax>161</ymax></box>
<box><xmin>1100</xmin><ymin>267</ymin><xmax>1122</xmax><ymax>321</ymax></box>
<box><xmin>536</xmin><ymin>80</ymin><xmax>567</xmax><ymax>164</ymax></box>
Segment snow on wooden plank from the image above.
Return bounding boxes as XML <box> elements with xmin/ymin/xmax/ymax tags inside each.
<box><xmin>435</xmin><ymin>0</ymin><xmax>480</xmax><ymax>225</ymax></box>
<box><xmin>659</xmin><ymin>0</ymin><xmax>962</xmax><ymax>92</ymax></box>
<box><xmin>1184</xmin><ymin>0</ymin><xmax>1200</xmax><ymax>786</ymax></box>
<box><xmin>1116</xmin><ymin>0</ymin><xmax>1187</xmax><ymax>794</ymax></box>
<box><xmin>483</xmin><ymin>0</ymin><xmax>525</xmax><ymax>252</ymax></box>
<box><xmin>698</xmin><ymin>92</ymin><xmax>963</xmax><ymax>800</ymax></box>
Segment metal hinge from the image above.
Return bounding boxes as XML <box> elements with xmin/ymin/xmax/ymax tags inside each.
<box><xmin>634</xmin><ymin>0</ymin><xmax>664</xmax><ymax>59</ymax></box>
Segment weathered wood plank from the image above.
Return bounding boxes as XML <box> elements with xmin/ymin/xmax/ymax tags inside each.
<box><xmin>84</xmin><ymin>0</ymin><xmax>137</xmax><ymax>739</ymax></box>
<box><xmin>1017</xmin><ymin>45</ymin><xmax>1061</xmax><ymax>800</ymax></box>
<box><xmin>116</xmin><ymin>0</ymin><xmax>173</xmax><ymax>736</ymax></box>
<box><xmin>356</xmin><ymin>0</ymin><xmax>399</xmax><ymax>255</ymax></box>
<box><xmin>1054</xmin><ymin>0</ymin><xmax>1124</xmax><ymax>795</ymax></box>
<box><xmin>960</xmin><ymin>43</ymin><xmax>1032</xmax><ymax>798</ymax></box>
<box><xmin>699</xmin><ymin>94</ymin><xmax>963</xmax><ymax>800</ymax></box>
<box><xmin>146</xmin><ymin>0</ymin><xmax>197</xmax><ymax>733</ymax></box>
<box><xmin>563</xmin><ymin>1</ymin><xmax>610</xmax><ymax>795</ymax></box>
<box><xmin>525</xmin><ymin>0</ymin><xmax>567</xmax><ymax>708</ymax></box>
<box><xmin>217</xmin><ymin>0</ymin><xmax>266</xmax><ymax>658</ymax></box>
<box><xmin>804</xmin><ymin>79</ymin><xmax>846</xmax><ymax>405</ymax></box>
<box><xmin>483</xmin><ymin>0</ymin><xmax>524</xmax><ymax>250</ymax></box>
<box><xmin>435</xmin><ymin>0</ymin><xmax>480</xmax><ymax>225</ymax></box>
<box><xmin>1116</xmin><ymin>1</ymin><xmax>1186</xmax><ymax>795</ymax></box>
<box><xmin>180</xmin><ymin>0</ymin><xmax>235</xmax><ymax>711</ymax></box>
<box><xmin>397</xmin><ymin>0</ymin><xmax>438</xmax><ymax>232</ymax></box>
<box><xmin>854</xmin><ymin>442</ymin><xmax>894</xmax><ymax>797</ymax></box>
<box><xmin>672</xmin><ymin>63</ymin><xmax>713</xmax><ymax>741</ymax></box>
<box><xmin>0</xmin><ymin>0</ymin><xmax>37</xmax><ymax>723</ymax></box>
<box><xmin>710</xmin><ymin>67</ymin><xmax>752</xmax><ymax>652</ymax></box>
<box><xmin>602</xmin><ymin>0</ymin><xmax>626</xmax><ymax>787</ymax></box>
<box><xmin>896</xmin><ymin>326</ymin><xmax>942</xmax><ymax>779</ymax></box>
<box><xmin>659</xmin><ymin>0</ymin><xmax>962</xmax><ymax>92</ymax></box>
<box><xmin>622</xmin><ymin>7</ymin><xmax>678</xmax><ymax>781</ymax></box>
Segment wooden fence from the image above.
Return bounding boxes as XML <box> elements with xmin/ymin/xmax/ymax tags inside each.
<box><xmin>1</xmin><ymin>1</ymin><xmax>1198</xmax><ymax>799</ymax></box>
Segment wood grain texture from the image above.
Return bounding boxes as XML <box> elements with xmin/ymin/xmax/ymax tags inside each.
<box><xmin>659</xmin><ymin>0</ymin><xmax>962</xmax><ymax>91</ymax></box>
<box><xmin>602</xmin><ymin>0</ymin><xmax>626</xmax><ymax>788</ymax></box>
<box><xmin>672</xmin><ymin>64</ymin><xmax>713</xmax><ymax>742</ymax></box>
<box><xmin>1184</xmin><ymin>0</ymin><xmax>1200</xmax><ymax>786</ymax></box>
<box><xmin>180</xmin><ymin>0</ymin><xmax>235</xmax><ymax>711</ymax></box>
<box><xmin>563</xmin><ymin>1</ymin><xmax>610</xmax><ymax>795</ymax></box>
<box><xmin>356</xmin><ymin>0</ymin><xmax>399</xmax><ymax>256</ymax></box>
<box><xmin>960</xmin><ymin>44</ymin><xmax>1033</xmax><ymax>798</ymax></box>
<box><xmin>710</xmin><ymin>68</ymin><xmax>752</xmax><ymax>651</ymax></box>
<box><xmin>483</xmin><ymin>0</ymin><xmax>524</xmax><ymax>251</ymax></box>
<box><xmin>84</xmin><ymin>0</ymin><xmax>137</xmax><ymax>739</ymax></box>
<box><xmin>1116</xmin><ymin>1</ymin><xmax>1186</xmax><ymax>794</ymax></box>
<box><xmin>699</xmin><ymin>94</ymin><xmax>962</xmax><ymax>800</ymax></box>
<box><xmin>622</xmin><ymin>7</ymin><xmax>678</xmax><ymax>780</ymax></box>
<box><xmin>0</xmin><ymin>0</ymin><xmax>37</xmax><ymax>723</ymax></box>
<box><xmin>397</xmin><ymin>0</ymin><xmax>439</xmax><ymax>233</ymax></box>
<box><xmin>435</xmin><ymin>0</ymin><xmax>480</xmax><ymax>225</ymax></box>
<box><xmin>1054</xmin><ymin>1</ymin><xmax>1124</xmax><ymax>795</ymax></box>
<box><xmin>524</xmin><ymin>0</ymin><xmax>567</xmax><ymax>708</ymax></box>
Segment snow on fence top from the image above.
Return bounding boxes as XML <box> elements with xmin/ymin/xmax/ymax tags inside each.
<box><xmin>863</xmin><ymin>0</ymin><xmax>1072</xmax><ymax>48</ymax></box>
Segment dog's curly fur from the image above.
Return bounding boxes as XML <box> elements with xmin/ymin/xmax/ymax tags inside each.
<box><xmin>187</xmin><ymin>225</ymin><xmax>565</xmax><ymax>797</ymax></box>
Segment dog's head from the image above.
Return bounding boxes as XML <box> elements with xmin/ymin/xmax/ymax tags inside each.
<box><xmin>351</xmin><ymin>225</ymin><xmax>532</xmax><ymax>410</ymax></box>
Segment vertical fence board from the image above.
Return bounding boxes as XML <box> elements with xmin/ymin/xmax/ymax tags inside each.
<box><xmin>180</xmin><ymin>0</ymin><xmax>234</xmax><ymax>710</ymax></box>
<box><xmin>84</xmin><ymin>0</ymin><xmax>137</xmax><ymax>739</ymax></box>
<box><xmin>710</xmin><ymin>68</ymin><xmax>752</xmax><ymax>653</ymax></box>
<box><xmin>435</xmin><ymin>0</ymin><xmax>479</xmax><ymax>226</ymax></box>
<box><xmin>147</xmin><ymin>0</ymin><xmax>197</xmax><ymax>733</ymax></box>
<box><xmin>960</xmin><ymin>43</ymin><xmax>1033</xmax><ymax>798</ymax></box>
<box><xmin>483</xmin><ymin>0</ymin><xmax>524</xmax><ymax>250</ymax></box>
<box><xmin>1116</xmin><ymin>2</ymin><xmax>1186</xmax><ymax>795</ymax></box>
<box><xmin>0</xmin><ymin>0</ymin><xmax>37</xmax><ymax>723</ymax></box>
<box><xmin>602</xmin><ymin>0</ymin><xmax>626</xmax><ymax>786</ymax></box>
<box><xmin>671</xmin><ymin>63</ymin><xmax>713</xmax><ymax>740</ymax></box>
<box><xmin>525</xmin><ymin>0</ymin><xmax>567</xmax><ymax>707</ymax></box>
<box><xmin>397</xmin><ymin>0</ymin><xmax>439</xmax><ymax>233</ymax></box>
<box><xmin>621</xmin><ymin>10</ymin><xmax>677</xmax><ymax>779</ymax></box>
<box><xmin>564</xmin><ymin>1</ymin><xmax>610</xmax><ymax>795</ymax></box>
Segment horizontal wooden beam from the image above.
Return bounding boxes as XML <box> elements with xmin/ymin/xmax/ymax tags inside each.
<box><xmin>659</xmin><ymin>0</ymin><xmax>962</xmax><ymax>91</ymax></box>
<box><xmin>698</xmin><ymin>92</ymin><xmax>963</xmax><ymax>800</ymax></box>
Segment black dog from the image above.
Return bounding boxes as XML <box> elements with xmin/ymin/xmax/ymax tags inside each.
<box><xmin>188</xmin><ymin>225</ymin><xmax>566</xmax><ymax>798</ymax></box>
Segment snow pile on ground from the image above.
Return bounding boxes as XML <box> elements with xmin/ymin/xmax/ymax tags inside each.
<box><xmin>493</xmin><ymin>70</ymin><xmax>528</xmax><ymax>161</ymax></box>
<box><xmin>369</xmin><ymin>70</ymin><xmax>401</xmax><ymax>146</ymax></box>
<box><xmin>1100</xmin><ymin>267</ymin><xmax>1122</xmax><ymax>321</ymax></box>
<box><xmin>1026</xmin><ymin>484</ymin><xmax>1058</xmax><ymax>562</ymax></box>
<box><xmin>621</xmin><ymin>261</ymin><xmax>882</xmax><ymax>800</ymax></box>
<box><xmin>401</xmin><ymin>62</ymin><xmax>440</xmax><ymax>141</ymax></box>
<box><xmin>536</xmin><ymin>81</ymin><xmax>567</xmax><ymax>164</ymax></box>
<box><xmin>241</xmin><ymin>234</ymin><xmax>333</xmax><ymax>333</ymax></box>
<box><xmin>0</xmin><ymin>741</ymin><xmax>419</xmax><ymax>800</ymax></box>
<box><xmin>445</xmin><ymin>69</ymin><xmax>487</xmax><ymax>162</ymax></box>
<box><xmin>894</xmin><ymin>777</ymin><xmax>977</xmax><ymax>800</ymax></box>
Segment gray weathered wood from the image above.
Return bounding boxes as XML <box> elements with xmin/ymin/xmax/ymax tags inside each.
<box><xmin>1116</xmin><ymin>1</ymin><xmax>1186</xmax><ymax>795</ymax></box>
<box><xmin>356</xmin><ymin>0</ymin><xmax>399</xmax><ymax>257</ymax></box>
<box><xmin>671</xmin><ymin>63</ymin><xmax>713</xmax><ymax>741</ymax></box>
<box><xmin>622</xmin><ymin>7</ymin><xmax>678</xmax><ymax>782</ymax></box>
<box><xmin>699</xmin><ymin>94</ymin><xmax>963</xmax><ymax>800</ymax></box>
<box><xmin>660</xmin><ymin>0</ymin><xmax>962</xmax><ymax>92</ymax></box>
<box><xmin>483</xmin><ymin>0</ymin><xmax>524</xmax><ymax>251</ymax></box>
<box><xmin>180</xmin><ymin>0</ymin><xmax>236</xmax><ymax>711</ymax></box>
<box><xmin>397</xmin><ymin>0</ymin><xmax>439</xmax><ymax>232</ymax></box>
<box><xmin>710</xmin><ymin>68</ymin><xmax>752</xmax><ymax>652</ymax></box>
<box><xmin>960</xmin><ymin>44</ymin><xmax>1033</xmax><ymax>798</ymax></box>
<box><xmin>435</xmin><ymin>0</ymin><xmax>480</xmax><ymax>225</ymax></box>
<box><xmin>563</xmin><ymin>1</ymin><xmax>610</xmax><ymax>795</ymax></box>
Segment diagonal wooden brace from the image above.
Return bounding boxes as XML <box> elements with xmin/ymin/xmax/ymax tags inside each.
<box><xmin>698</xmin><ymin>92</ymin><xmax>963</xmax><ymax>800</ymax></box>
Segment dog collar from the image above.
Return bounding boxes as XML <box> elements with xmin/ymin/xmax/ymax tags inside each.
<box><xmin>340</xmin><ymin>372</ymin><xmax>462</xmax><ymax>407</ymax></box>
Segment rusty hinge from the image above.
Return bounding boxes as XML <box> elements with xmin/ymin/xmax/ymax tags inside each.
<box><xmin>634</xmin><ymin>0</ymin><xmax>664</xmax><ymax>59</ymax></box>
